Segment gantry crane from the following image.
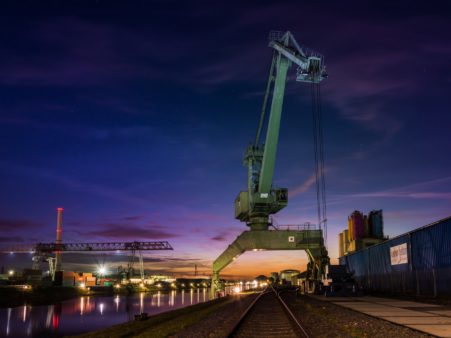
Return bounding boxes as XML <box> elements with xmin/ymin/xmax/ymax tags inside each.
<box><xmin>2</xmin><ymin>241</ymin><xmax>173</xmax><ymax>282</ymax></box>
<box><xmin>211</xmin><ymin>31</ymin><xmax>329</xmax><ymax>297</ymax></box>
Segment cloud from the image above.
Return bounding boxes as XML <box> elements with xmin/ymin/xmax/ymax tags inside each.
<box><xmin>289</xmin><ymin>174</ymin><xmax>316</xmax><ymax>198</ymax></box>
<box><xmin>0</xmin><ymin>219</ymin><xmax>43</xmax><ymax>231</ymax></box>
<box><xmin>123</xmin><ymin>216</ymin><xmax>143</xmax><ymax>221</ymax></box>
<box><xmin>0</xmin><ymin>16</ymin><xmax>209</xmax><ymax>87</ymax></box>
<box><xmin>0</xmin><ymin>236</ymin><xmax>24</xmax><ymax>243</ymax></box>
<box><xmin>0</xmin><ymin>161</ymin><xmax>156</xmax><ymax>207</ymax></box>
<box><xmin>86</xmin><ymin>223</ymin><xmax>179</xmax><ymax>240</ymax></box>
<box><xmin>352</xmin><ymin>191</ymin><xmax>451</xmax><ymax>200</ymax></box>
<box><xmin>0</xmin><ymin>18</ymin><xmax>158</xmax><ymax>86</ymax></box>
<box><xmin>322</xmin><ymin>51</ymin><xmax>407</xmax><ymax>139</ymax></box>
<box><xmin>347</xmin><ymin>176</ymin><xmax>451</xmax><ymax>201</ymax></box>
<box><xmin>211</xmin><ymin>233</ymin><xmax>227</xmax><ymax>242</ymax></box>
<box><xmin>0</xmin><ymin>116</ymin><xmax>160</xmax><ymax>142</ymax></box>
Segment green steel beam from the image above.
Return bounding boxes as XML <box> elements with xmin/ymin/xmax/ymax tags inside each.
<box><xmin>258</xmin><ymin>53</ymin><xmax>290</xmax><ymax>195</ymax></box>
<box><xmin>210</xmin><ymin>229</ymin><xmax>328</xmax><ymax>297</ymax></box>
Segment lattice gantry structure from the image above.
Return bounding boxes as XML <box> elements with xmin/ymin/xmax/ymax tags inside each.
<box><xmin>2</xmin><ymin>241</ymin><xmax>173</xmax><ymax>281</ymax></box>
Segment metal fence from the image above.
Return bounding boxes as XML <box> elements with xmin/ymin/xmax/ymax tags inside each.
<box><xmin>340</xmin><ymin>216</ymin><xmax>451</xmax><ymax>296</ymax></box>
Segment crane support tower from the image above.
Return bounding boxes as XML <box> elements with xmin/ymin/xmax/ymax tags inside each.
<box><xmin>211</xmin><ymin>31</ymin><xmax>329</xmax><ymax>297</ymax></box>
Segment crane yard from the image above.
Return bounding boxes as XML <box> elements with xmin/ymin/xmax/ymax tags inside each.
<box><xmin>1</xmin><ymin>1</ymin><xmax>450</xmax><ymax>337</ymax></box>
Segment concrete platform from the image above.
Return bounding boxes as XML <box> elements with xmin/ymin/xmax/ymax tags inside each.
<box><xmin>407</xmin><ymin>325</ymin><xmax>451</xmax><ymax>337</ymax></box>
<box><xmin>372</xmin><ymin>301</ymin><xmax>441</xmax><ymax>308</ymax></box>
<box><xmin>428</xmin><ymin>311</ymin><xmax>451</xmax><ymax>317</ymax></box>
<box><xmin>382</xmin><ymin>317</ymin><xmax>451</xmax><ymax>325</ymax></box>
<box><xmin>360</xmin><ymin>310</ymin><xmax>436</xmax><ymax>317</ymax></box>
<box><xmin>310</xmin><ymin>295</ymin><xmax>451</xmax><ymax>337</ymax></box>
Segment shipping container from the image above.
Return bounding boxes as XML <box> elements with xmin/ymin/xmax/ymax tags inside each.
<box><xmin>340</xmin><ymin>216</ymin><xmax>451</xmax><ymax>296</ymax></box>
<box><xmin>85</xmin><ymin>277</ymin><xmax>96</xmax><ymax>286</ymax></box>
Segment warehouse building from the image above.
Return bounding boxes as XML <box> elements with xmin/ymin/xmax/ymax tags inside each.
<box><xmin>339</xmin><ymin>216</ymin><xmax>451</xmax><ymax>296</ymax></box>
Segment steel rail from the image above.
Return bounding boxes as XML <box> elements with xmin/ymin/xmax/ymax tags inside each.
<box><xmin>272</xmin><ymin>285</ymin><xmax>310</xmax><ymax>338</ymax></box>
<box><xmin>227</xmin><ymin>286</ymin><xmax>309</xmax><ymax>338</ymax></box>
<box><xmin>226</xmin><ymin>288</ymin><xmax>269</xmax><ymax>337</ymax></box>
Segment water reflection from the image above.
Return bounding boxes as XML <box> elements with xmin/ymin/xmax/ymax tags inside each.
<box><xmin>22</xmin><ymin>305</ymin><xmax>27</xmax><ymax>323</ymax></box>
<box><xmin>114</xmin><ymin>295</ymin><xmax>120</xmax><ymax>312</ymax></box>
<box><xmin>169</xmin><ymin>290</ymin><xmax>175</xmax><ymax>307</ymax></box>
<box><xmin>45</xmin><ymin>305</ymin><xmax>53</xmax><ymax>329</ymax></box>
<box><xmin>1</xmin><ymin>289</ymin><xmax>211</xmax><ymax>337</ymax></box>
<box><xmin>6</xmin><ymin>308</ymin><xmax>11</xmax><ymax>336</ymax></box>
<box><xmin>140</xmin><ymin>292</ymin><xmax>144</xmax><ymax>314</ymax></box>
<box><xmin>80</xmin><ymin>297</ymin><xmax>85</xmax><ymax>315</ymax></box>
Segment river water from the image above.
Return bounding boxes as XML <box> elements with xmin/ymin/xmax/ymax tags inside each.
<box><xmin>1</xmin><ymin>289</ymin><xmax>211</xmax><ymax>337</ymax></box>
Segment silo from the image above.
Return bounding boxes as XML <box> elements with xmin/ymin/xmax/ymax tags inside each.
<box><xmin>364</xmin><ymin>215</ymin><xmax>369</xmax><ymax>238</ymax></box>
<box><xmin>348</xmin><ymin>216</ymin><xmax>354</xmax><ymax>241</ymax></box>
<box><xmin>351</xmin><ymin>210</ymin><xmax>364</xmax><ymax>239</ymax></box>
<box><xmin>370</xmin><ymin>210</ymin><xmax>384</xmax><ymax>239</ymax></box>
<box><xmin>343</xmin><ymin>229</ymin><xmax>349</xmax><ymax>254</ymax></box>
<box><xmin>338</xmin><ymin>232</ymin><xmax>344</xmax><ymax>257</ymax></box>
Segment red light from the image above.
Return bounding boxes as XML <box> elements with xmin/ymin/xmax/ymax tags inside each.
<box><xmin>57</xmin><ymin>207</ymin><xmax>64</xmax><ymax>211</ymax></box>
<box><xmin>52</xmin><ymin>314</ymin><xmax>59</xmax><ymax>329</ymax></box>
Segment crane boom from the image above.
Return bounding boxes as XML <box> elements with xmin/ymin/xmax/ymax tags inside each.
<box><xmin>258</xmin><ymin>52</ymin><xmax>290</xmax><ymax>194</ymax></box>
<box><xmin>234</xmin><ymin>31</ymin><xmax>326</xmax><ymax>231</ymax></box>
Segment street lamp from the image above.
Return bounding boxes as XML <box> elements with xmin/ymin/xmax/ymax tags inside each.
<box><xmin>98</xmin><ymin>266</ymin><xmax>107</xmax><ymax>277</ymax></box>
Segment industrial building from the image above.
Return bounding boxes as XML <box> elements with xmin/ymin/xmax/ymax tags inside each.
<box><xmin>339</xmin><ymin>210</ymin><xmax>385</xmax><ymax>256</ymax></box>
<box><xmin>339</xmin><ymin>216</ymin><xmax>451</xmax><ymax>296</ymax></box>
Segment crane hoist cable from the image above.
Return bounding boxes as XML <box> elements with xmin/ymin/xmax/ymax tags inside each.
<box><xmin>311</xmin><ymin>76</ymin><xmax>328</xmax><ymax>246</ymax></box>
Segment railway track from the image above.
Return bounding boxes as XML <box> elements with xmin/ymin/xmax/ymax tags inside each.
<box><xmin>228</xmin><ymin>286</ymin><xmax>309</xmax><ymax>338</ymax></box>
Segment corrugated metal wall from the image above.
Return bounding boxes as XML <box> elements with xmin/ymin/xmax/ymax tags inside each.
<box><xmin>339</xmin><ymin>217</ymin><xmax>451</xmax><ymax>296</ymax></box>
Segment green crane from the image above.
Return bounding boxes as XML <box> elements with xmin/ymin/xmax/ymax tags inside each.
<box><xmin>211</xmin><ymin>31</ymin><xmax>329</xmax><ymax>297</ymax></box>
<box><xmin>236</xmin><ymin>31</ymin><xmax>327</xmax><ymax>231</ymax></box>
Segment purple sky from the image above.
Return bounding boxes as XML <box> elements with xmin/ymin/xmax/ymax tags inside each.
<box><xmin>1</xmin><ymin>1</ymin><xmax>450</xmax><ymax>278</ymax></box>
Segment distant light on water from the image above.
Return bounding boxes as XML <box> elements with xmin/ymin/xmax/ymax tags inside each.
<box><xmin>114</xmin><ymin>295</ymin><xmax>120</xmax><ymax>312</ymax></box>
<box><xmin>22</xmin><ymin>305</ymin><xmax>27</xmax><ymax>322</ymax></box>
<box><xmin>6</xmin><ymin>308</ymin><xmax>11</xmax><ymax>336</ymax></box>
<box><xmin>80</xmin><ymin>297</ymin><xmax>85</xmax><ymax>315</ymax></box>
